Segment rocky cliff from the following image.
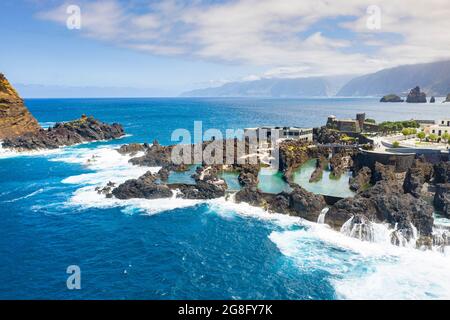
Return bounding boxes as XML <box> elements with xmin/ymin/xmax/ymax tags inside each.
<box><xmin>0</xmin><ymin>73</ymin><xmax>125</xmax><ymax>150</ymax></box>
<box><xmin>337</xmin><ymin>60</ymin><xmax>450</xmax><ymax>96</ymax></box>
<box><xmin>0</xmin><ymin>73</ymin><xmax>41</xmax><ymax>140</ymax></box>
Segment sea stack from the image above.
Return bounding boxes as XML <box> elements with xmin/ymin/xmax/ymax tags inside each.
<box><xmin>430</xmin><ymin>96</ymin><xmax>435</xmax><ymax>103</ymax></box>
<box><xmin>0</xmin><ymin>73</ymin><xmax>41</xmax><ymax>140</ymax></box>
<box><xmin>406</xmin><ymin>86</ymin><xmax>427</xmax><ymax>103</ymax></box>
<box><xmin>380</xmin><ymin>94</ymin><xmax>404</xmax><ymax>102</ymax></box>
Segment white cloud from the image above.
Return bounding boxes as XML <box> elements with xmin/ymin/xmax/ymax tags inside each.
<box><xmin>36</xmin><ymin>0</ymin><xmax>450</xmax><ymax>78</ymax></box>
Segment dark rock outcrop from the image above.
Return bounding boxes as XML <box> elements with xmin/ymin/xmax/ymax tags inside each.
<box><xmin>349</xmin><ymin>166</ymin><xmax>371</xmax><ymax>192</ymax></box>
<box><xmin>129</xmin><ymin>140</ymin><xmax>173</xmax><ymax>168</ymax></box>
<box><xmin>326</xmin><ymin>180</ymin><xmax>434</xmax><ymax>243</ymax></box>
<box><xmin>266</xmin><ymin>192</ymin><xmax>291</xmax><ymax>213</ymax></box>
<box><xmin>0</xmin><ymin>74</ymin><xmax>41</xmax><ymax>140</ymax></box>
<box><xmin>2</xmin><ymin>115</ymin><xmax>124</xmax><ymax>151</ymax></box>
<box><xmin>95</xmin><ymin>181</ymin><xmax>116</xmax><ymax>198</ymax></box>
<box><xmin>157</xmin><ymin>168</ymin><xmax>170</xmax><ymax>181</ymax></box>
<box><xmin>406</xmin><ymin>86</ymin><xmax>427</xmax><ymax>103</ymax></box>
<box><xmin>430</xmin><ymin>96</ymin><xmax>435</xmax><ymax>103</ymax></box>
<box><xmin>288</xmin><ymin>184</ymin><xmax>327</xmax><ymax>221</ymax></box>
<box><xmin>173</xmin><ymin>165</ymin><xmax>227</xmax><ymax>199</ymax></box>
<box><xmin>235</xmin><ymin>182</ymin><xmax>327</xmax><ymax>221</ymax></box>
<box><xmin>444</xmin><ymin>94</ymin><xmax>450</xmax><ymax>103</ymax></box>
<box><xmin>434</xmin><ymin>161</ymin><xmax>450</xmax><ymax>183</ymax></box>
<box><xmin>329</xmin><ymin>151</ymin><xmax>351</xmax><ymax>179</ymax></box>
<box><xmin>434</xmin><ymin>183</ymin><xmax>450</xmax><ymax>217</ymax></box>
<box><xmin>371</xmin><ymin>162</ymin><xmax>396</xmax><ymax>184</ymax></box>
<box><xmin>380</xmin><ymin>94</ymin><xmax>404</xmax><ymax>102</ymax></box>
<box><xmin>112</xmin><ymin>171</ymin><xmax>172</xmax><ymax>200</ymax></box>
<box><xmin>403</xmin><ymin>157</ymin><xmax>433</xmax><ymax>198</ymax></box>
<box><xmin>235</xmin><ymin>186</ymin><xmax>265</xmax><ymax>206</ymax></box>
<box><xmin>236</xmin><ymin>164</ymin><xmax>260</xmax><ymax>187</ymax></box>
<box><xmin>234</xmin><ymin>164</ymin><xmax>265</xmax><ymax>205</ymax></box>
<box><xmin>174</xmin><ymin>180</ymin><xmax>226</xmax><ymax>200</ymax></box>
<box><xmin>278</xmin><ymin>140</ymin><xmax>314</xmax><ymax>182</ymax></box>
<box><xmin>117</xmin><ymin>143</ymin><xmax>147</xmax><ymax>156</ymax></box>
<box><xmin>315</xmin><ymin>127</ymin><xmax>341</xmax><ymax>144</ymax></box>
<box><xmin>309</xmin><ymin>157</ymin><xmax>326</xmax><ymax>182</ymax></box>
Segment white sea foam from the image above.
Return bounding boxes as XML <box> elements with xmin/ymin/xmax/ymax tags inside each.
<box><xmin>49</xmin><ymin>146</ymin><xmax>149</xmax><ymax>185</ymax></box>
<box><xmin>47</xmin><ymin>143</ymin><xmax>450</xmax><ymax>299</ymax></box>
<box><xmin>54</xmin><ymin>145</ymin><xmax>202</xmax><ymax>215</ymax></box>
<box><xmin>193</xmin><ymin>194</ymin><xmax>450</xmax><ymax>300</ymax></box>
<box><xmin>2</xmin><ymin>188</ymin><xmax>48</xmax><ymax>203</ymax></box>
<box><xmin>69</xmin><ymin>185</ymin><xmax>202</xmax><ymax>214</ymax></box>
<box><xmin>333</xmin><ymin>248</ymin><xmax>450</xmax><ymax>299</ymax></box>
<box><xmin>435</xmin><ymin>216</ymin><xmax>450</xmax><ymax>228</ymax></box>
<box><xmin>317</xmin><ymin>207</ymin><xmax>329</xmax><ymax>224</ymax></box>
<box><xmin>207</xmin><ymin>197</ymin><xmax>301</xmax><ymax>228</ymax></box>
<box><xmin>0</xmin><ymin>134</ymin><xmax>132</xmax><ymax>160</ymax></box>
<box><xmin>0</xmin><ymin>142</ymin><xmax>61</xmax><ymax>159</ymax></box>
<box><xmin>39</xmin><ymin>122</ymin><xmax>56</xmax><ymax>129</ymax></box>
<box><xmin>269</xmin><ymin>222</ymin><xmax>450</xmax><ymax>300</ymax></box>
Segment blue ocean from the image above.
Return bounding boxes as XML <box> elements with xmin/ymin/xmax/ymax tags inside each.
<box><xmin>1</xmin><ymin>97</ymin><xmax>450</xmax><ymax>299</ymax></box>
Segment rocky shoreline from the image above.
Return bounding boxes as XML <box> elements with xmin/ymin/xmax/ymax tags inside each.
<box><xmin>0</xmin><ymin>74</ymin><xmax>125</xmax><ymax>151</ymax></box>
<box><xmin>1</xmin><ymin>72</ymin><xmax>448</xmax><ymax>251</ymax></box>
<box><xmin>94</xmin><ymin>132</ymin><xmax>450</xmax><ymax>251</ymax></box>
<box><xmin>1</xmin><ymin>115</ymin><xmax>125</xmax><ymax>151</ymax></box>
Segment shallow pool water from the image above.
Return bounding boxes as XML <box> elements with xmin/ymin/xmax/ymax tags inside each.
<box><xmin>258</xmin><ymin>168</ymin><xmax>292</xmax><ymax>194</ymax></box>
<box><xmin>293</xmin><ymin>159</ymin><xmax>355</xmax><ymax>198</ymax></box>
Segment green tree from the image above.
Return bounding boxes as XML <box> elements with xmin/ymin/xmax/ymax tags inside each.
<box><xmin>417</xmin><ymin>131</ymin><xmax>425</xmax><ymax>141</ymax></box>
<box><xmin>428</xmin><ymin>133</ymin><xmax>438</xmax><ymax>142</ymax></box>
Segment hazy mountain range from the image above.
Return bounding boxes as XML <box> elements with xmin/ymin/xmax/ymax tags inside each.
<box><xmin>182</xmin><ymin>60</ymin><xmax>450</xmax><ymax>98</ymax></box>
<box><xmin>337</xmin><ymin>60</ymin><xmax>450</xmax><ymax>97</ymax></box>
<box><xmin>181</xmin><ymin>75</ymin><xmax>353</xmax><ymax>98</ymax></box>
<box><xmin>14</xmin><ymin>60</ymin><xmax>450</xmax><ymax>98</ymax></box>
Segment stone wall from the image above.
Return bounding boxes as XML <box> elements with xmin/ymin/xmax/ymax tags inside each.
<box><xmin>353</xmin><ymin>150</ymin><xmax>416</xmax><ymax>172</ymax></box>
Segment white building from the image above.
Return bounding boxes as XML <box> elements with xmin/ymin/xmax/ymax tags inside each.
<box><xmin>425</xmin><ymin>119</ymin><xmax>450</xmax><ymax>136</ymax></box>
<box><xmin>244</xmin><ymin>126</ymin><xmax>313</xmax><ymax>142</ymax></box>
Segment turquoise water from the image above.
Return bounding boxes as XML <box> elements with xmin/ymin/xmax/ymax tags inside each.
<box><xmin>258</xmin><ymin>168</ymin><xmax>292</xmax><ymax>194</ymax></box>
<box><xmin>293</xmin><ymin>160</ymin><xmax>355</xmax><ymax>198</ymax></box>
<box><xmin>1</xmin><ymin>98</ymin><xmax>450</xmax><ymax>299</ymax></box>
<box><xmin>168</xmin><ymin>165</ymin><xmax>198</xmax><ymax>185</ymax></box>
<box><xmin>220</xmin><ymin>172</ymin><xmax>241</xmax><ymax>191</ymax></box>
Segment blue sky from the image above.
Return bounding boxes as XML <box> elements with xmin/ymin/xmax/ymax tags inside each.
<box><xmin>1</xmin><ymin>0</ymin><xmax>449</xmax><ymax>97</ymax></box>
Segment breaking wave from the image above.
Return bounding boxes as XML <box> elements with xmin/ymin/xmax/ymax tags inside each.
<box><xmin>50</xmin><ymin>143</ymin><xmax>450</xmax><ymax>299</ymax></box>
<box><xmin>0</xmin><ymin>142</ymin><xmax>61</xmax><ymax>159</ymax></box>
<box><xmin>2</xmin><ymin>188</ymin><xmax>47</xmax><ymax>203</ymax></box>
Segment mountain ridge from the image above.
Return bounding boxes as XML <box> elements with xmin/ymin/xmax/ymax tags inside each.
<box><xmin>337</xmin><ymin>60</ymin><xmax>450</xmax><ymax>97</ymax></box>
<box><xmin>181</xmin><ymin>60</ymin><xmax>450</xmax><ymax>98</ymax></box>
<box><xmin>181</xmin><ymin>76</ymin><xmax>353</xmax><ymax>97</ymax></box>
